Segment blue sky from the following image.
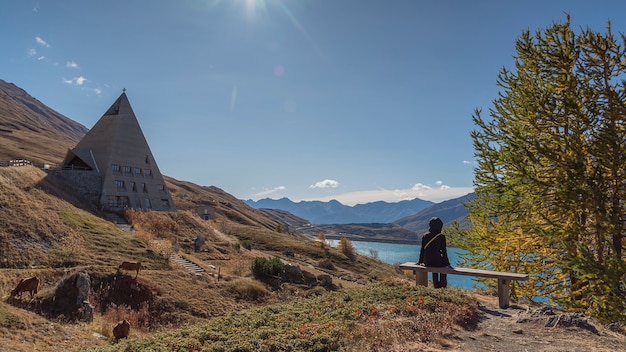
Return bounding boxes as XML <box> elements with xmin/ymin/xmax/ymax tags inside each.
<box><xmin>1</xmin><ymin>1</ymin><xmax>625</xmax><ymax>205</ymax></box>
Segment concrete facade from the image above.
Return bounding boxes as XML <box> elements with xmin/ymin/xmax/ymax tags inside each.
<box><xmin>61</xmin><ymin>91</ymin><xmax>176</xmax><ymax>212</ymax></box>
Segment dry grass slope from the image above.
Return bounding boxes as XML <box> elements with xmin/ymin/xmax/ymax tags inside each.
<box><xmin>0</xmin><ymin>165</ymin><xmax>410</xmax><ymax>351</ymax></box>
<box><xmin>0</xmin><ymin>79</ymin><xmax>87</xmax><ymax>164</ymax></box>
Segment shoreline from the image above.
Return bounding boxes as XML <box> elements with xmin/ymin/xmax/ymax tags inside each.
<box><xmin>307</xmin><ymin>234</ymin><xmax>421</xmax><ymax>245</ymax></box>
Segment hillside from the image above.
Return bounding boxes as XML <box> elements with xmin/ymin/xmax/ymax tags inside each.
<box><xmin>2</xmin><ymin>160</ymin><xmax>624</xmax><ymax>352</ymax></box>
<box><xmin>0</xmin><ymin>79</ymin><xmax>88</xmax><ymax>165</ymax></box>
<box><xmin>257</xmin><ymin>208</ymin><xmax>421</xmax><ymax>243</ymax></box>
<box><xmin>0</xmin><ymin>165</ymin><xmax>403</xmax><ymax>351</ymax></box>
<box><xmin>314</xmin><ymin>223</ymin><xmax>420</xmax><ymax>244</ymax></box>
<box><xmin>394</xmin><ymin>193</ymin><xmax>476</xmax><ymax>233</ymax></box>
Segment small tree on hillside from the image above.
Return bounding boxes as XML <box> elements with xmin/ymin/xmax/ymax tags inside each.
<box><xmin>337</xmin><ymin>237</ymin><xmax>356</xmax><ymax>261</ymax></box>
<box><xmin>317</xmin><ymin>232</ymin><xmax>327</xmax><ymax>248</ymax></box>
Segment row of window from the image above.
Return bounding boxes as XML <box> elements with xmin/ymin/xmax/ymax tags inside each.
<box><xmin>111</xmin><ymin>164</ymin><xmax>153</xmax><ymax>177</ymax></box>
<box><xmin>106</xmin><ymin>196</ymin><xmax>171</xmax><ymax>209</ymax></box>
<box><xmin>110</xmin><ymin>155</ymin><xmax>151</xmax><ymax>166</ymax></box>
<box><xmin>115</xmin><ymin>180</ymin><xmax>167</xmax><ymax>193</ymax></box>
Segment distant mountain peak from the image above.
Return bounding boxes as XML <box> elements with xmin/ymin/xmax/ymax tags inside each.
<box><xmin>244</xmin><ymin>197</ymin><xmax>434</xmax><ymax>225</ymax></box>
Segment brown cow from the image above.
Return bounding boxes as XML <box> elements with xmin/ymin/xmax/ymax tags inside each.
<box><xmin>10</xmin><ymin>277</ymin><xmax>40</xmax><ymax>299</ymax></box>
<box><xmin>118</xmin><ymin>261</ymin><xmax>141</xmax><ymax>278</ymax></box>
<box><xmin>112</xmin><ymin>319</ymin><xmax>131</xmax><ymax>342</ymax></box>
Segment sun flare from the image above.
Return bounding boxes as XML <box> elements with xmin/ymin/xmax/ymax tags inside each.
<box><xmin>244</xmin><ymin>0</ymin><xmax>267</xmax><ymax>19</ymax></box>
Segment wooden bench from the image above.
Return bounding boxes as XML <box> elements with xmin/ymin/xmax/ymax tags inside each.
<box><xmin>399</xmin><ymin>262</ymin><xmax>529</xmax><ymax>309</ymax></box>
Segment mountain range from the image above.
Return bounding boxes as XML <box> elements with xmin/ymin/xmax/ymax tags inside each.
<box><xmin>393</xmin><ymin>193</ymin><xmax>476</xmax><ymax>231</ymax></box>
<box><xmin>245</xmin><ymin>193</ymin><xmax>474</xmax><ymax>235</ymax></box>
<box><xmin>244</xmin><ymin>197</ymin><xmax>434</xmax><ymax>224</ymax></box>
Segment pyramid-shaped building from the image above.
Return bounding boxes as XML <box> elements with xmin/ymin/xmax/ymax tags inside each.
<box><xmin>61</xmin><ymin>91</ymin><xmax>176</xmax><ymax>212</ymax></box>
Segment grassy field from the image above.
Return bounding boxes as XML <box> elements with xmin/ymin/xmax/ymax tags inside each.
<box><xmin>3</xmin><ymin>166</ymin><xmax>452</xmax><ymax>351</ymax></box>
<box><xmin>83</xmin><ymin>282</ymin><xmax>478</xmax><ymax>352</ymax></box>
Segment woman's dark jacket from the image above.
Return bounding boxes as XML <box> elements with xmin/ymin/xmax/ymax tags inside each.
<box><xmin>418</xmin><ymin>218</ymin><xmax>450</xmax><ymax>267</ymax></box>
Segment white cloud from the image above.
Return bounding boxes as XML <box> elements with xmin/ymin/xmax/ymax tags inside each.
<box><xmin>92</xmin><ymin>88</ymin><xmax>102</xmax><ymax>95</ymax></box>
<box><xmin>63</xmin><ymin>76</ymin><xmax>88</xmax><ymax>86</ymax></box>
<box><xmin>411</xmin><ymin>183</ymin><xmax>431</xmax><ymax>191</ymax></box>
<box><xmin>252</xmin><ymin>186</ymin><xmax>286</xmax><ymax>197</ymax></box>
<box><xmin>310</xmin><ymin>179</ymin><xmax>339</xmax><ymax>189</ymax></box>
<box><xmin>66</xmin><ymin>61</ymin><xmax>79</xmax><ymax>69</ymax></box>
<box><xmin>463</xmin><ymin>160</ymin><xmax>472</xmax><ymax>164</ymax></box>
<box><xmin>37</xmin><ymin>56</ymin><xmax>46</xmax><ymax>61</ymax></box>
<box><xmin>35</xmin><ymin>36</ymin><xmax>50</xmax><ymax>47</ymax></box>
<box><xmin>302</xmin><ymin>181</ymin><xmax>474</xmax><ymax>206</ymax></box>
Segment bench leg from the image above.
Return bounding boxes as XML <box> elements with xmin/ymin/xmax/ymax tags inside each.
<box><xmin>415</xmin><ymin>271</ymin><xmax>428</xmax><ymax>287</ymax></box>
<box><xmin>498</xmin><ymin>278</ymin><xmax>510</xmax><ymax>309</ymax></box>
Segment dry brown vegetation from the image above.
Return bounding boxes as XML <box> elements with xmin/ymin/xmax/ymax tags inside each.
<box><xmin>2</xmin><ymin>166</ymin><xmax>624</xmax><ymax>351</ymax></box>
<box><xmin>0</xmin><ymin>165</ymin><xmax>408</xmax><ymax>350</ymax></box>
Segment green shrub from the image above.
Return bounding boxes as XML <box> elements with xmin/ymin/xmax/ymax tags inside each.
<box><xmin>0</xmin><ymin>306</ymin><xmax>23</xmax><ymax>329</ymax></box>
<box><xmin>240</xmin><ymin>239</ymin><xmax>252</xmax><ymax>250</ymax></box>
<box><xmin>251</xmin><ymin>257</ymin><xmax>285</xmax><ymax>279</ymax></box>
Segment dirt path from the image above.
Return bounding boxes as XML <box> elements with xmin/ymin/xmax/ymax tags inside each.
<box><xmin>428</xmin><ymin>295</ymin><xmax>626</xmax><ymax>352</ymax></box>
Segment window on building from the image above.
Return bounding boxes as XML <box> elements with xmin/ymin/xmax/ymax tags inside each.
<box><xmin>157</xmin><ymin>184</ymin><xmax>165</xmax><ymax>191</ymax></box>
<box><xmin>145</xmin><ymin>155</ymin><xmax>150</xmax><ymax>164</ymax></box>
<box><xmin>130</xmin><ymin>181</ymin><xmax>137</xmax><ymax>192</ymax></box>
<box><xmin>123</xmin><ymin>165</ymin><xmax>131</xmax><ymax>173</ymax></box>
<box><xmin>143</xmin><ymin>169</ymin><xmax>153</xmax><ymax>177</ymax></box>
<box><xmin>133</xmin><ymin>167</ymin><xmax>141</xmax><ymax>175</ymax></box>
<box><xmin>112</xmin><ymin>164</ymin><xmax>121</xmax><ymax>172</ymax></box>
<box><xmin>115</xmin><ymin>180</ymin><xmax>125</xmax><ymax>189</ymax></box>
<box><xmin>161</xmin><ymin>199</ymin><xmax>170</xmax><ymax>208</ymax></box>
<box><xmin>141</xmin><ymin>183</ymin><xmax>147</xmax><ymax>193</ymax></box>
<box><xmin>145</xmin><ymin>198</ymin><xmax>151</xmax><ymax>209</ymax></box>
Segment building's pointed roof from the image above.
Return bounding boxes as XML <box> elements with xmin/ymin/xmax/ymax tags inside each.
<box><xmin>67</xmin><ymin>91</ymin><xmax>149</xmax><ymax>173</ymax></box>
<box><xmin>61</xmin><ymin>90</ymin><xmax>176</xmax><ymax>211</ymax></box>
<box><xmin>103</xmin><ymin>90</ymin><xmax>135</xmax><ymax>117</ymax></box>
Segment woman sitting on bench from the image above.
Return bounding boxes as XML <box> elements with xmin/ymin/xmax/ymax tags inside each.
<box><xmin>418</xmin><ymin>217</ymin><xmax>450</xmax><ymax>288</ymax></box>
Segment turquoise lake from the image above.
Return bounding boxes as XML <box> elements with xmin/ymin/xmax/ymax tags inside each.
<box><xmin>328</xmin><ymin>239</ymin><xmax>478</xmax><ymax>289</ymax></box>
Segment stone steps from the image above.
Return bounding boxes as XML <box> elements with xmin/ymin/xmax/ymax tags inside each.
<box><xmin>170</xmin><ymin>253</ymin><xmax>205</xmax><ymax>274</ymax></box>
<box><xmin>106</xmin><ymin>213</ymin><xmax>135</xmax><ymax>234</ymax></box>
<box><xmin>116</xmin><ymin>223</ymin><xmax>134</xmax><ymax>234</ymax></box>
<box><xmin>105</xmin><ymin>213</ymin><xmax>204</xmax><ymax>276</ymax></box>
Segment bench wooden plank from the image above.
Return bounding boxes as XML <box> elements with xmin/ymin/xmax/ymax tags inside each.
<box><xmin>399</xmin><ymin>262</ymin><xmax>529</xmax><ymax>281</ymax></box>
<box><xmin>399</xmin><ymin>262</ymin><xmax>529</xmax><ymax>309</ymax></box>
